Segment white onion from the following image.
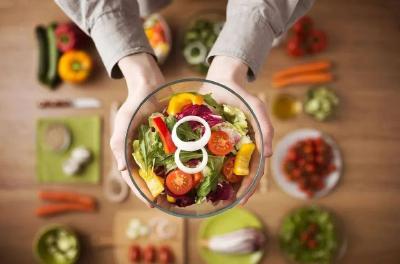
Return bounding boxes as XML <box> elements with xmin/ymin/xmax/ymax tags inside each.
<box><xmin>174</xmin><ymin>147</ymin><xmax>208</xmax><ymax>174</ymax></box>
<box><xmin>171</xmin><ymin>115</ymin><xmax>211</xmax><ymax>151</ymax></box>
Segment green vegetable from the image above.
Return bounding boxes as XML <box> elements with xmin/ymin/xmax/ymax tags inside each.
<box><xmin>280</xmin><ymin>206</ymin><xmax>338</xmax><ymax>264</ymax></box>
<box><xmin>183</xmin><ymin>41</ymin><xmax>207</xmax><ymax>65</ymax></box>
<box><xmin>204</xmin><ymin>93</ymin><xmax>223</xmax><ymax>115</ymax></box>
<box><xmin>45</xmin><ymin>23</ymin><xmax>60</xmax><ymax>88</ymax></box>
<box><xmin>133</xmin><ymin>124</ymin><xmax>165</xmax><ymax>170</ymax></box>
<box><xmin>165</xmin><ymin>115</ymin><xmax>201</xmax><ymax>141</ymax></box>
<box><xmin>222</xmin><ymin>104</ymin><xmax>249</xmax><ymax>135</ymax></box>
<box><xmin>197</xmin><ymin>156</ymin><xmax>225</xmax><ymax>200</ymax></box>
<box><xmin>159</xmin><ymin>150</ymin><xmax>204</xmax><ymax>172</ymax></box>
<box><xmin>304</xmin><ymin>86</ymin><xmax>339</xmax><ymax>121</ymax></box>
<box><xmin>35</xmin><ymin>26</ymin><xmax>49</xmax><ymax>85</ymax></box>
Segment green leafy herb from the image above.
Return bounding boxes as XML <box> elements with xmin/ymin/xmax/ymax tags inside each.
<box><xmin>196</xmin><ymin>156</ymin><xmax>225</xmax><ymax>199</ymax></box>
<box><xmin>203</xmin><ymin>93</ymin><xmax>223</xmax><ymax>115</ymax></box>
<box><xmin>158</xmin><ymin>151</ymin><xmax>204</xmax><ymax>172</ymax></box>
<box><xmin>165</xmin><ymin>115</ymin><xmax>201</xmax><ymax>141</ymax></box>
<box><xmin>135</xmin><ymin>124</ymin><xmax>165</xmax><ymax>169</ymax></box>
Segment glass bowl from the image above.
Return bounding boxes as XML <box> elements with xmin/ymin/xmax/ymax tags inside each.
<box><xmin>125</xmin><ymin>78</ymin><xmax>264</xmax><ymax>218</ymax></box>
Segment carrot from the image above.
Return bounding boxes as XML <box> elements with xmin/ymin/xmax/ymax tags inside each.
<box><xmin>272</xmin><ymin>72</ymin><xmax>334</xmax><ymax>88</ymax></box>
<box><xmin>35</xmin><ymin>203</ymin><xmax>95</xmax><ymax>217</ymax></box>
<box><xmin>273</xmin><ymin>61</ymin><xmax>332</xmax><ymax>81</ymax></box>
<box><xmin>38</xmin><ymin>190</ymin><xmax>96</xmax><ymax>208</ymax></box>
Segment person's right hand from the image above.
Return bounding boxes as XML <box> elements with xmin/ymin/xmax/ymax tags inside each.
<box><xmin>110</xmin><ymin>53</ymin><xmax>165</xmax><ymax>207</ymax></box>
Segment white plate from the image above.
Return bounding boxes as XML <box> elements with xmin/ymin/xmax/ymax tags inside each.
<box><xmin>271</xmin><ymin>129</ymin><xmax>342</xmax><ymax>199</ymax></box>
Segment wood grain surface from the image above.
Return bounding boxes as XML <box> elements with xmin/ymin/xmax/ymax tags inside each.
<box><xmin>0</xmin><ymin>0</ymin><xmax>399</xmax><ymax>263</ymax></box>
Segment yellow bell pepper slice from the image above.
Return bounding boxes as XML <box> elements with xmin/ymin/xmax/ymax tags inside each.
<box><xmin>233</xmin><ymin>143</ymin><xmax>256</xmax><ymax>176</ymax></box>
<box><xmin>167</xmin><ymin>93</ymin><xmax>204</xmax><ymax>115</ymax></box>
<box><xmin>138</xmin><ymin>168</ymin><xmax>165</xmax><ymax>198</ymax></box>
<box><xmin>58</xmin><ymin>50</ymin><xmax>92</xmax><ymax>84</ymax></box>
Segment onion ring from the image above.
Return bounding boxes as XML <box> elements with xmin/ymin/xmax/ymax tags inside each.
<box><xmin>171</xmin><ymin>115</ymin><xmax>211</xmax><ymax>151</ymax></box>
<box><xmin>174</xmin><ymin>147</ymin><xmax>208</xmax><ymax>174</ymax></box>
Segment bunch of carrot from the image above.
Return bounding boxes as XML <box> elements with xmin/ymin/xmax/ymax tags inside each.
<box><xmin>36</xmin><ymin>190</ymin><xmax>97</xmax><ymax>217</ymax></box>
<box><xmin>272</xmin><ymin>60</ymin><xmax>333</xmax><ymax>88</ymax></box>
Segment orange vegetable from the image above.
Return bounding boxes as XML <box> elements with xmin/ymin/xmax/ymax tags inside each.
<box><xmin>38</xmin><ymin>190</ymin><xmax>96</xmax><ymax>208</ymax></box>
<box><xmin>272</xmin><ymin>73</ymin><xmax>333</xmax><ymax>88</ymax></box>
<box><xmin>273</xmin><ymin>60</ymin><xmax>332</xmax><ymax>80</ymax></box>
<box><xmin>35</xmin><ymin>203</ymin><xmax>95</xmax><ymax>217</ymax></box>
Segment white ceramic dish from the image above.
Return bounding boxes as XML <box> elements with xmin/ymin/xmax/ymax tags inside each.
<box><xmin>271</xmin><ymin>128</ymin><xmax>342</xmax><ymax>199</ymax></box>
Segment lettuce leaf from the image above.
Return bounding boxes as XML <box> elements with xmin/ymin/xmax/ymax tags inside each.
<box><xmin>222</xmin><ymin>104</ymin><xmax>249</xmax><ymax>135</ymax></box>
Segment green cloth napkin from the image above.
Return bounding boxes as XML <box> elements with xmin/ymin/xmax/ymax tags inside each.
<box><xmin>36</xmin><ymin>116</ymin><xmax>101</xmax><ymax>184</ymax></box>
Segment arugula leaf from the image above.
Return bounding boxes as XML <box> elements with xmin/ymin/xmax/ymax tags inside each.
<box><xmin>165</xmin><ymin>115</ymin><xmax>201</xmax><ymax>141</ymax></box>
<box><xmin>137</xmin><ymin>124</ymin><xmax>165</xmax><ymax>169</ymax></box>
<box><xmin>203</xmin><ymin>93</ymin><xmax>223</xmax><ymax>115</ymax></box>
<box><xmin>197</xmin><ymin>156</ymin><xmax>225</xmax><ymax>199</ymax></box>
<box><xmin>158</xmin><ymin>150</ymin><xmax>204</xmax><ymax>172</ymax></box>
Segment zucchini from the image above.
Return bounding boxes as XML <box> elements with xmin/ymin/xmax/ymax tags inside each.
<box><xmin>35</xmin><ymin>26</ymin><xmax>48</xmax><ymax>85</ymax></box>
<box><xmin>45</xmin><ymin>23</ymin><xmax>60</xmax><ymax>89</ymax></box>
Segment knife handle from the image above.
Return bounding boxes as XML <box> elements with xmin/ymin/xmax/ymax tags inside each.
<box><xmin>38</xmin><ymin>100</ymin><xmax>71</xmax><ymax>108</ymax></box>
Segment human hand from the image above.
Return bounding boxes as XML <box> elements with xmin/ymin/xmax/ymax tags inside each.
<box><xmin>203</xmin><ymin>56</ymin><xmax>274</xmax><ymax>204</ymax></box>
<box><xmin>110</xmin><ymin>53</ymin><xmax>165</xmax><ymax>207</ymax></box>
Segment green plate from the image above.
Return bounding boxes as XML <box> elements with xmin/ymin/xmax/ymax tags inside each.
<box><xmin>198</xmin><ymin>207</ymin><xmax>265</xmax><ymax>264</ymax></box>
<box><xmin>36</xmin><ymin>116</ymin><xmax>101</xmax><ymax>184</ymax></box>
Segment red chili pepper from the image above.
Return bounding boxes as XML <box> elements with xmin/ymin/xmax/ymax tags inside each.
<box><xmin>151</xmin><ymin>116</ymin><xmax>176</xmax><ymax>154</ymax></box>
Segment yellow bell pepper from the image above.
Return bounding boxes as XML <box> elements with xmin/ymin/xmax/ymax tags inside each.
<box><xmin>233</xmin><ymin>143</ymin><xmax>256</xmax><ymax>176</ymax></box>
<box><xmin>166</xmin><ymin>195</ymin><xmax>176</xmax><ymax>203</ymax></box>
<box><xmin>58</xmin><ymin>50</ymin><xmax>92</xmax><ymax>83</ymax></box>
<box><xmin>138</xmin><ymin>168</ymin><xmax>165</xmax><ymax>198</ymax></box>
<box><xmin>167</xmin><ymin>93</ymin><xmax>204</xmax><ymax>115</ymax></box>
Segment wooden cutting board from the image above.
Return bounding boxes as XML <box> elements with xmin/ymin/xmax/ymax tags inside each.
<box><xmin>113</xmin><ymin>210</ymin><xmax>185</xmax><ymax>264</ymax></box>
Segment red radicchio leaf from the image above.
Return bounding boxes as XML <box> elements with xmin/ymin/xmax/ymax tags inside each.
<box><xmin>207</xmin><ymin>182</ymin><xmax>235</xmax><ymax>203</ymax></box>
<box><xmin>176</xmin><ymin>104</ymin><xmax>223</xmax><ymax>129</ymax></box>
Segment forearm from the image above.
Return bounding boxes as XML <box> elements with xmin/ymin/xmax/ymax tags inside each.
<box><xmin>208</xmin><ymin>0</ymin><xmax>315</xmax><ymax>81</ymax></box>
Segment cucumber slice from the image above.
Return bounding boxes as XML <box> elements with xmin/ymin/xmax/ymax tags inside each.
<box><xmin>205</xmin><ymin>34</ymin><xmax>217</xmax><ymax>49</ymax></box>
<box><xmin>57</xmin><ymin>236</ymin><xmax>72</xmax><ymax>251</ymax></box>
<box><xmin>183</xmin><ymin>41</ymin><xmax>207</xmax><ymax>65</ymax></box>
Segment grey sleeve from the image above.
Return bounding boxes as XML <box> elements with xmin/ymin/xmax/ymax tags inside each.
<box><xmin>54</xmin><ymin>0</ymin><xmax>154</xmax><ymax>78</ymax></box>
<box><xmin>207</xmin><ymin>0</ymin><xmax>315</xmax><ymax>81</ymax></box>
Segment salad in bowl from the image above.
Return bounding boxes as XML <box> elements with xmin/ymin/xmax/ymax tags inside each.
<box><xmin>125</xmin><ymin>79</ymin><xmax>264</xmax><ymax>217</ymax></box>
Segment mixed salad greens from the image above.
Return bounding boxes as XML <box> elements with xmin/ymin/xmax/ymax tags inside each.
<box><xmin>132</xmin><ymin>92</ymin><xmax>256</xmax><ymax>207</ymax></box>
<box><xmin>280</xmin><ymin>206</ymin><xmax>338</xmax><ymax>264</ymax></box>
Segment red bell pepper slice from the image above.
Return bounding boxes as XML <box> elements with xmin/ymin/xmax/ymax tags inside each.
<box><xmin>151</xmin><ymin>116</ymin><xmax>176</xmax><ymax>154</ymax></box>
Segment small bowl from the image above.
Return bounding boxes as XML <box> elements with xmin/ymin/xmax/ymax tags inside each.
<box><xmin>125</xmin><ymin>78</ymin><xmax>264</xmax><ymax>218</ymax></box>
<box><xmin>34</xmin><ymin>225</ymin><xmax>80</xmax><ymax>264</ymax></box>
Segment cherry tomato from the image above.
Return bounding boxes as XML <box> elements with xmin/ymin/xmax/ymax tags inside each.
<box><xmin>192</xmin><ymin>172</ymin><xmax>203</xmax><ymax>187</ymax></box>
<box><xmin>222</xmin><ymin>157</ymin><xmax>242</xmax><ymax>183</ymax></box>
<box><xmin>286</xmin><ymin>35</ymin><xmax>306</xmax><ymax>57</ymax></box>
<box><xmin>159</xmin><ymin>245</ymin><xmax>174</xmax><ymax>264</ymax></box>
<box><xmin>143</xmin><ymin>245</ymin><xmax>156</xmax><ymax>263</ymax></box>
<box><xmin>129</xmin><ymin>245</ymin><xmax>141</xmax><ymax>263</ymax></box>
<box><xmin>166</xmin><ymin>169</ymin><xmax>194</xmax><ymax>196</ymax></box>
<box><xmin>207</xmin><ymin>131</ymin><xmax>233</xmax><ymax>156</ymax></box>
<box><xmin>309</xmin><ymin>29</ymin><xmax>327</xmax><ymax>53</ymax></box>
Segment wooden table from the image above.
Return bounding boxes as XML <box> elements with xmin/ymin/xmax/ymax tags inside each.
<box><xmin>1</xmin><ymin>0</ymin><xmax>399</xmax><ymax>263</ymax></box>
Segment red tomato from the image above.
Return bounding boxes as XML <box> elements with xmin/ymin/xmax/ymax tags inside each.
<box><xmin>286</xmin><ymin>35</ymin><xmax>306</xmax><ymax>57</ymax></box>
<box><xmin>143</xmin><ymin>245</ymin><xmax>156</xmax><ymax>263</ymax></box>
<box><xmin>207</xmin><ymin>131</ymin><xmax>233</xmax><ymax>156</ymax></box>
<box><xmin>292</xmin><ymin>16</ymin><xmax>314</xmax><ymax>34</ymax></box>
<box><xmin>309</xmin><ymin>29</ymin><xmax>327</xmax><ymax>53</ymax></box>
<box><xmin>222</xmin><ymin>157</ymin><xmax>243</xmax><ymax>183</ymax></box>
<box><xmin>159</xmin><ymin>246</ymin><xmax>174</xmax><ymax>264</ymax></box>
<box><xmin>192</xmin><ymin>172</ymin><xmax>203</xmax><ymax>187</ymax></box>
<box><xmin>129</xmin><ymin>245</ymin><xmax>141</xmax><ymax>263</ymax></box>
<box><xmin>166</xmin><ymin>169</ymin><xmax>194</xmax><ymax>196</ymax></box>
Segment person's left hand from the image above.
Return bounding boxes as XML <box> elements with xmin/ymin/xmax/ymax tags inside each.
<box><xmin>203</xmin><ymin>55</ymin><xmax>274</xmax><ymax>204</ymax></box>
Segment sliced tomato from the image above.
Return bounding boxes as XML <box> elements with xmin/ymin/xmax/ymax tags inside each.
<box><xmin>166</xmin><ymin>169</ymin><xmax>193</xmax><ymax>196</ymax></box>
<box><xmin>193</xmin><ymin>172</ymin><xmax>203</xmax><ymax>187</ymax></box>
<box><xmin>207</xmin><ymin>131</ymin><xmax>233</xmax><ymax>156</ymax></box>
<box><xmin>222</xmin><ymin>157</ymin><xmax>242</xmax><ymax>183</ymax></box>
